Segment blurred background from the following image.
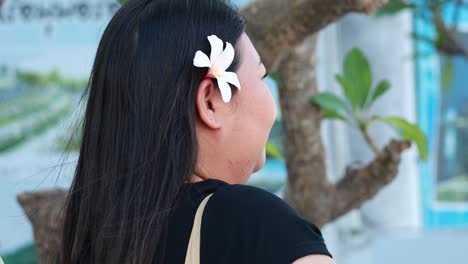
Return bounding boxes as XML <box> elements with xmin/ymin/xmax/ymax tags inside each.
<box><xmin>0</xmin><ymin>0</ymin><xmax>467</xmax><ymax>263</ymax></box>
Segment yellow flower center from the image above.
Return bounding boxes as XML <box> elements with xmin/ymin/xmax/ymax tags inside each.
<box><xmin>211</xmin><ymin>64</ymin><xmax>221</xmax><ymax>77</ymax></box>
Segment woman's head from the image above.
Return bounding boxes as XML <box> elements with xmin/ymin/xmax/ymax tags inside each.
<box><xmin>61</xmin><ymin>0</ymin><xmax>275</xmax><ymax>263</ymax></box>
<box><xmin>194</xmin><ymin>33</ymin><xmax>276</xmax><ymax>184</ymax></box>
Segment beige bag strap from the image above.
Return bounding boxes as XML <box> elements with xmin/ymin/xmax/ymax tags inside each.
<box><xmin>184</xmin><ymin>193</ymin><xmax>214</xmax><ymax>264</ymax></box>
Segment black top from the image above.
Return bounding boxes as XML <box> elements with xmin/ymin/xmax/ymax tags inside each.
<box><xmin>163</xmin><ymin>178</ymin><xmax>332</xmax><ymax>263</ymax></box>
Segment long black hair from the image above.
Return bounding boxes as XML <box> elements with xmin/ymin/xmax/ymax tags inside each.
<box><xmin>61</xmin><ymin>0</ymin><xmax>245</xmax><ymax>263</ymax></box>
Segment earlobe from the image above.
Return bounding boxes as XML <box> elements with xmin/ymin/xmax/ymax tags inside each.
<box><xmin>195</xmin><ymin>79</ymin><xmax>223</xmax><ymax>129</ymax></box>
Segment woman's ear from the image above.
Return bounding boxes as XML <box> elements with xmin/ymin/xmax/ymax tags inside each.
<box><xmin>195</xmin><ymin>79</ymin><xmax>224</xmax><ymax>129</ymax></box>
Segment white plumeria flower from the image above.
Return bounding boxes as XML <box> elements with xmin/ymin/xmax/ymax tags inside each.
<box><xmin>193</xmin><ymin>35</ymin><xmax>241</xmax><ymax>103</ymax></box>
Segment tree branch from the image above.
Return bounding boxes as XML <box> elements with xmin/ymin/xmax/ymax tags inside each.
<box><xmin>360</xmin><ymin>125</ymin><xmax>381</xmax><ymax>155</ymax></box>
<box><xmin>240</xmin><ymin>0</ymin><xmax>389</xmax><ymax>70</ymax></box>
<box><xmin>433</xmin><ymin>9</ymin><xmax>468</xmax><ymax>58</ymax></box>
<box><xmin>329</xmin><ymin>140</ymin><xmax>411</xmax><ymax>223</ymax></box>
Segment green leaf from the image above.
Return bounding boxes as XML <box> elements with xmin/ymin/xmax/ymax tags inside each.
<box><xmin>269</xmin><ymin>72</ymin><xmax>280</xmax><ymax>83</ymax></box>
<box><xmin>343</xmin><ymin>48</ymin><xmax>372</xmax><ymax>109</ymax></box>
<box><xmin>378</xmin><ymin>117</ymin><xmax>428</xmax><ymax>160</ymax></box>
<box><xmin>322</xmin><ymin>108</ymin><xmax>348</xmax><ymax>123</ymax></box>
<box><xmin>118</xmin><ymin>0</ymin><xmax>127</xmax><ymax>4</ymax></box>
<box><xmin>310</xmin><ymin>92</ymin><xmax>348</xmax><ymax>113</ymax></box>
<box><xmin>375</xmin><ymin>0</ymin><xmax>418</xmax><ymax>17</ymax></box>
<box><xmin>441</xmin><ymin>59</ymin><xmax>453</xmax><ymax>92</ymax></box>
<box><xmin>265</xmin><ymin>141</ymin><xmax>284</xmax><ymax>160</ymax></box>
<box><xmin>335</xmin><ymin>74</ymin><xmax>359</xmax><ymax>109</ymax></box>
<box><xmin>367</xmin><ymin>80</ymin><xmax>390</xmax><ymax>107</ymax></box>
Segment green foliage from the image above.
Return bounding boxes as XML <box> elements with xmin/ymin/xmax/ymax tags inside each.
<box><xmin>266</xmin><ymin>141</ymin><xmax>284</xmax><ymax>160</ymax></box>
<box><xmin>48</xmin><ymin>69</ymin><xmax>61</xmax><ymax>83</ymax></box>
<box><xmin>334</xmin><ymin>75</ymin><xmax>356</xmax><ymax>108</ymax></box>
<box><xmin>310</xmin><ymin>92</ymin><xmax>348</xmax><ymax>122</ymax></box>
<box><xmin>342</xmin><ymin>48</ymin><xmax>372</xmax><ymax>108</ymax></box>
<box><xmin>0</xmin><ymin>100</ymin><xmax>51</xmax><ymax>126</ymax></box>
<box><xmin>310</xmin><ymin>48</ymin><xmax>427</xmax><ymax>160</ymax></box>
<box><xmin>16</xmin><ymin>70</ymin><xmax>50</xmax><ymax>87</ymax></box>
<box><xmin>321</xmin><ymin>108</ymin><xmax>348</xmax><ymax>122</ymax></box>
<box><xmin>269</xmin><ymin>72</ymin><xmax>280</xmax><ymax>84</ymax></box>
<box><xmin>373</xmin><ymin>116</ymin><xmax>428</xmax><ymax>160</ymax></box>
<box><xmin>310</xmin><ymin>92</ymin><xmax>348</xmax><ymax>113</ymax></box>
<box><xmin>375</xmin><ymin>0</ymin><xmax>418</xmax><ymax>16</ymax></box>
<box><xmin>0</xmin><ymin>96</ymin><xmax>71</xmax><ymax>153</ymax></box>
<box><xmin>60</xmin><ymin>78</ymin><xmax>88</xmax><ymax>92</ymax></box>
<box><xmin>334</xmin><ymin>48</ymin><xmax>374</xmax><ymax>110</ymax></box>
<box><xmin>118</xmin><ymin>0</ymin><xmax>128</xmax><ymax>4</ymax></box>
<box><xmin>313</xmin><ymin>48</ymin><xmax>390</xmax><ymax>118</ymax></box>
<box><xmin>367</xmin><ymin>80</ymin><xmax>390</xmax><ymax>107</ymax></box>
<box><xmin>15</xmin><ymin>69</ymin><xmax>87</xmax><ymax>91</ymax></box>
<box><xmin>441</xmin><ymin>59</ymin><xmax>454</xmax><ymax>91</ymax></box>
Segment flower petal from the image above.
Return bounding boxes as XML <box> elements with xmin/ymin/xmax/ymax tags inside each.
<box><xmin>220</xmin><ymin>71</ymin><xmax>241</xmax><ymax>90</ymax></box>
<box><xmin>216</xmin><ymin>78</ymin><xmax>232</xmax><ymax>103</ymax></box>
<box><xmin>193</xmin><ymin>51</ymin><xmax>211</xmax><ymax>68</ymax></box>
<box><xmin>208</xmin><ymin>35</ymin><xmax>223</xmax><ymax>63</ymax></box>
<box><xmin>216</xmin><ymin>42</ymin><xmax>235</xmax><ymax>72</ymax></box>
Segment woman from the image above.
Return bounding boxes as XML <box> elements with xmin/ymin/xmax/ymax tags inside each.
<box><xmin>61</xmin><ymin>0</ymin><xmax>334</xmax><ymax>263</ymax></box>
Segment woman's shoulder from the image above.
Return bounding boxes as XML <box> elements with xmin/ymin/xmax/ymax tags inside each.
<box><xmin>209</xmin><ymin>183</ymin><xmax>316</xmax><ymax>230</ymax></box>
<box><xmin>211</xmin><ymin>183</ymin><xmax>288</xmax><ymax>213</ymax></box>
<box><xmin>204</xmin><ymin>182</ymin><xmax>333</xmax><ymax>262</ymax></box>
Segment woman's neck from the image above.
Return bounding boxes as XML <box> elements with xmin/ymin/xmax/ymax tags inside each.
<box><xmin>187</xmin><ymin>174</ymin><xmax>208</xmax><ymax>183</ymax></box>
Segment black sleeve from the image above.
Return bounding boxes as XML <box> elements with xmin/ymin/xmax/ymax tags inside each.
<box><xmin>202</xmin><ymin>184</ymin><xmax>332</xmax><ymax>264</ymax></box>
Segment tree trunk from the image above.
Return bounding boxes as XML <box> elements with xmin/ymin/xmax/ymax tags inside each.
<box><xmin>17</xmin><ymin>190</ymin><xmax>67</xmax><ymax>263</ymax></box>
<box><xmin>277</xmin><ymin>35</ymin><xmax>334</xmax><ymax>226</ymax></box>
